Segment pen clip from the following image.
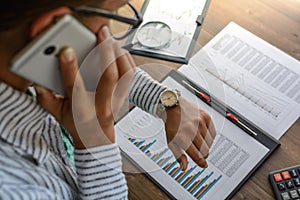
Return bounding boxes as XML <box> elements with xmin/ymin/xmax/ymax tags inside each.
<box><xmin>180</xmin><ymin>72</ymin><xmax>258</xmax><ymax>137</ymax></box>
<box><xmin>226</xmin><ymin>112</ymin><xmax>257</xmax><ymax>136</ymax></box>
<box><xmin>182</xmin><ymin>80</ymin><xmax>211</xmax><ymax>103</ymax></box>
<box><xmin>226</xmin><ymin>113</ymin><xmax>238</xmax><ymax>122</ymax></box>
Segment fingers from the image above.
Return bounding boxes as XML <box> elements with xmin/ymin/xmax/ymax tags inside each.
<box><xmin>192</xmin><ymin>118</ymin><xmax>208</xmax><ymax>148</ymax></box>
<box><xmin>113</xmin><ymin>43</ymin><xmax>135</xmax><ymax>93</ymax></box>
<box><xmin>208</xmin><ymin>119</ymin><xmax>217</xmax><ymax>140</ymax></box>
<box><xmin>167</xmin><ymin>99</ymin><xmax>216</xmax><ymax>169</ymax></box>
<box><xmin>96</xmin><ymin>26</ymin><xmax>134</xmax><ymax>87</ymax></box>
<box><xmin>169</xmin><ymin>140</ymin><xmax>208</xmax><ymax>169</ymax></box>
<box><xmin>196</xmin><ymin>111</ymin><xmax>216</xmax><ymax>151</ymax></box>
<box><xmin>192</xmin><ymin>133</ymin><xmax>210</xmax><ymax>157</ymax></box>
<box><xmin>58</xmin><ymin>47</ymin><xmax>86</xmax><ymax>100</ymax></box>
<box><xmin>192</xmin><ymin>122</ymin><xmax>214</xmax><ymax>156</ymax></box>
<box><xmin>177</xmin><ymin>154</ymin><xmax>188</xmax><ymax>171</ymax></box>
<box><xmin>115</xmin><ymin>51</ymin><xmax>135</xmax><ymax>77</ymax></box>
<box><xmin>34</xmin><ymin>85</ymin><xmax>64</xmax><ymax>123</ymax></box>
<box><xmin>59</xmin><ymin>47</ymin><xmax>96</xmax><ymax>124</ymax></box>
<box><xmin>201</xmin><ymin>114</ymin><xmax>216</xmax><ymax>153</ymax></box>
<box><xmin>168</xmin><ymin>142</ymin><xmax>188</xmax><ymax>171</ymax></box>
<box><xmin>203</xmin><ymin>110</ymin><xmax>217</xmax><ymax>140</ymax></box>
<box><xmin>203</xmin><ymin>129</ymin><xmax>214</xmax><ymax>148</ymax></box>
<box><xmin>113</xmin><ymin>42</ymin><xmax>135</xmax><ymax>84</ymax></box>
<box><xmin>186</xmin><ymin>143</ymin><xmax>208</xmax><ymax>168</ymax></box>
<box><xmin>125</xmin><ymin>52</ymin><xmax>136</xmax><ymax>68</ymax></box>
<box><xmin>95</xmin><ymin>26</ymin><xmax>135</xmax><ymax>119</ymax></box>
<box><xmin>111</xmin><ymin>51</ymin><xmax>135</xmax><ymax>116</ymax></box>
<box><xmin>95</xmin><ymin>27</ymin><xmax>120</xmax><ymax>118</ymax></box>
<box><xmin>96</xmin><ymin>26</ymin><xmax>135</xmax><ymax>82</ymax></box>
<box><xmin>97</xmin><ymin>26</ymin><xmax>117</xmax><ymax>76</ymax></box>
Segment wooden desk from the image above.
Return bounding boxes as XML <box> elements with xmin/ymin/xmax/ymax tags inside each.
<box><xmin>123</xmin><ymin>0</ymin><xmax>300</xmax><ymax>199</ymax></box>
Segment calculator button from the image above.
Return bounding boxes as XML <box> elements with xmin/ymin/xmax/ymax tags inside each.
<box><xmin>286</xmin><ymin>180</ymin><xmax>294</xmax><ymax>189</ymax></box>
<box><xmin>290</xmin><ymin>190</ymin><xmax>299</xmax><ymax>199</ymax></box>
<box><xmin>290</xmin><ymin>170</ymin><xmax>298</xmax><ymax>178</ymax></box>
<box><xmin>294</xmin><ymin>178</ymin><xmax>300</xmax><ymax>187</ymax></box>
<box><xmin>281</xmin><ymin>192</ymin><xmax>291</xmax><ymax>200</ymax></box>
<box><xmin>274</xmin><ymin>173</ymin><xmax>283</xmax><ymax>182</ymax></box>
<box><xmin>278</xmin><ymin>183</ymin><xmax>286</xmax><ymax>191</ymax></box>
<box><xmin>269</xmin><ymin>166</ymin><xmax>300</xmax><ymax>200</ymax></box>
<box><xmin>282</xmin><ymin>171</ymin><xmax>292</xmax><ymax>180</ymax></box>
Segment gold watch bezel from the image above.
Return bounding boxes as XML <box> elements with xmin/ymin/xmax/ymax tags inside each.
<box><xmin>159</xmin><ymin>89</ymin><xmax>180</xmax><ymax>108</ymax></box>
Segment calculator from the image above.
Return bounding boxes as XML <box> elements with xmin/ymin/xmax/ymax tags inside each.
<box><xmin>269</xmin><ymin>165</ymin><xmax>300</xmax><ymax>200</ymax></box>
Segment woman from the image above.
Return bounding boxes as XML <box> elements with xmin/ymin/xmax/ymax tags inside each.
<box><xmin>0</xmin><ymin>0</ymin><xmax>215</xmax><ymax>199</ymax></box>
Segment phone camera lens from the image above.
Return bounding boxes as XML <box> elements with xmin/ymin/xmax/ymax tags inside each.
<box><xmin>44</xmin><ymin>46</ymin><xmax>56</xmax><ymax>55</ymax></box>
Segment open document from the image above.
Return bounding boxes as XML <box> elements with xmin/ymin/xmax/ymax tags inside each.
<box><xmin>115</xmin><ymin>71</ymin><xmax>279</xmax><ymax>199</ymax></box>
<box><xmin>124</xmin><ymin>0</ymin><xmax>210</xmax><ymax>63</ymax></box>
<box><xmin>179</xmin><ymin>22</ymin><xmax>300</xmax><ymax>139</ymax></box>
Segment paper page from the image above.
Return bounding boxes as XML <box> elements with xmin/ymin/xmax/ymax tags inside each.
<box><xmin>179</xmin><ymin>22</ymin><xmax>300</xmax><ymax>139</ymax></box>
<box><xmin>116</xmin><ymin>77</ymin><xmax>269</xmax><ymax>200</ymax></box>
<box><xmin>129</xmin><ymin>0</ymin><xmax>207</xmax><ymax>57</ymax></box>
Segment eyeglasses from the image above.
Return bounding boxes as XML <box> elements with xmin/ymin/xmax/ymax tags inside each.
<box><xmin>70</xmin><ymin>2</ymin><xmax>143</xmax><ymax>40</ymax></box>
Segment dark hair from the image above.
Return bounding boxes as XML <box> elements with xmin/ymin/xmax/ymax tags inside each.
<box><xmin>0</xmin><ymin>0</ymin><xmax>103</xmax><ymax>30</ymax></box>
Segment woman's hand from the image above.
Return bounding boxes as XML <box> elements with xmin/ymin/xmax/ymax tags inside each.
<box><xmin>35</xmin><ymin>26</ymin><xmax>135</xmax><ymax>149</ymax></box>
<box><xmin>164</xmin><ymin>97</ymin><xmax>216</xmax><ymax>171</ymax></box>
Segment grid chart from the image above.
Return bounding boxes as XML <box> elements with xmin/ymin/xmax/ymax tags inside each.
<box><xmin>128</xmin><ymin>138</ymin><xmax>222</xmax><ymax>199</ymax></box>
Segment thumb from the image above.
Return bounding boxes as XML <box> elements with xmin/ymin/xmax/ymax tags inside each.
<box><xmin>34</xmin><ymin>86</ymin><xmax>64</xmax><ymax>122</ymax></box>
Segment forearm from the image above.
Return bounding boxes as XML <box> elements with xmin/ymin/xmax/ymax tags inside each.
<box><xmin>74</xmin><ymin>143</ymin><xmax>128</xmax><ymax>199</ymax></box>
<box><xmin>128</xmin><ymin>68</ymin><xmax>168</xmax><ymax>117</ymax></box>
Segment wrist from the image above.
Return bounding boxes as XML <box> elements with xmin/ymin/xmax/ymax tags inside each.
<box><xmin>69</xmin><ymin>119</ymin><xmax>115</xmax><ymax>149</ymax></box>
<box><xmin>73</xmin><ymin>130</ymin><xmax>114</xmax><ymax>149</ymax></box>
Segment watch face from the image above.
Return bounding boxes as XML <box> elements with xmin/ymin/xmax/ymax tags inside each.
<box><xmin>160</xmin><ymin>90</ymin><xmax>178</xmax><ymax>107</ymax></box>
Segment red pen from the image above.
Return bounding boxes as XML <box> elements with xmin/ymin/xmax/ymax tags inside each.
<box><xmin>182</xmin><ymin>80</ymin><xmax>211</xmax><ymax>102</ymax></box>
<box><xmin>226</xmin><ymin>113</ymin><xmax>257</xmax><ymax>136</ymax></box>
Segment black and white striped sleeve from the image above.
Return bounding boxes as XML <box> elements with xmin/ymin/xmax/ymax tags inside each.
<box><xmin>128</xmin><ymin>68</ymin><xmax>169</xmax><ymax>117</ymax></box>
<box><xmin>74</xmin><ymin>143</ymin><xmax>128</xmax><ymax>200</ymax></box>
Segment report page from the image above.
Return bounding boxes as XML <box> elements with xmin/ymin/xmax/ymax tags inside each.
<box><xmin>115</xmin><ymin>77</ymin><xmax>269</xmax><ymax>200</ymax></box>
<box><xmin>179</xmin><ymin>22</ymin><xmax>300</xmax><ymax>139</ymax></box>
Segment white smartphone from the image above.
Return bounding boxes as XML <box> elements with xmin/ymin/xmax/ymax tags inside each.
<box><xmin>10</xmin><ymin>14</ymin><xmax>97</xmax><ymax>96</ymax></box>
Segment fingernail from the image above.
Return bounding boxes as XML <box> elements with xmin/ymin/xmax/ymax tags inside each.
<box><xmin>35</xmin><ymin>86</ymin><xmax>45</xmax><ymax>94</ymax></box>
<box><xmin>60</xmin><ymin>47</ymin><xmax>75</xmax><ymax>63</ymax></box>
<box><xmin>199</xmin><ymin>153</ymin><xmax>208</xmax><ymax>168</ymax></box>
<box><xmin>180</xmin><ymin>161</ymin><xmax>184</xmax><ymax>170</ymax></box>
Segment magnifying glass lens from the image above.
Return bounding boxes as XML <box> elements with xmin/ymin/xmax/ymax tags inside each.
<box><xmin>136</xmin><ymin>21</ymin><xmax>172</xmax><ymax>49</ymax></box>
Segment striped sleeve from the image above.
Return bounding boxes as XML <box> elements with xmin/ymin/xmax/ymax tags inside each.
<box><xmin>0</xmin><ymin>184</ymin><xmax>61</xmax><ymax>200</ymax></box>
<box><xmin>128</xmin><ymin>68</ymin><xmax>169</xmax><ymax>117</ymax></box>
<box><xmin>74</xmin><ymin>143</ymin><xmax>128</xmax><ymax>200</ymax></box>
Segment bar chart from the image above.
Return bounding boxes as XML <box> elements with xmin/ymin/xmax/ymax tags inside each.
<box><xmin>128</xmin><ymin>137</ymin><xmax>222</xmax><ymax>199</ymax></box>
<box><xmin>116</xmin><ymin>75</ymin><xmax>273</xmax><ymax>199</ymax></box>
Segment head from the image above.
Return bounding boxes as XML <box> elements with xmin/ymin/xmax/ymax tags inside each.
<box><xmin>0</xmin><ymin>0</ymin><xmax>129</xmax><ymax>91</ymax></box>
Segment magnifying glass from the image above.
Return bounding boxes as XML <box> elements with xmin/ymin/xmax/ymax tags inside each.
<box><xmin>136</xmin><ymin>21</ymin><xmax>172</xmax><ymax>49</ymax></box>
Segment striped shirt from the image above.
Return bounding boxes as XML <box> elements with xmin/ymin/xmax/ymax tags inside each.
<box><xmin>0</xmin><ymin>68</ymin><xmax>167</xmax><ymax>199</ymax></box>
<box><xmin>129</xmin><ymin>68</ymin><xmax>168</xmax><ymax>117</ymax></box>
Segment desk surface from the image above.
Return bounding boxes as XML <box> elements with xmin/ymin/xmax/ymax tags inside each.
<box><xmin>123</xmin><ymin>0</ymin><xmax>300</xmax><ymax>199</ymax></box>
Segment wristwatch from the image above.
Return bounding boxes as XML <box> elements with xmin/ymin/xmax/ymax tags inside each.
<box><xmin>156</xmin><ymin>89</ymin><xmax>181</xmax><ymax>118</ymax></box>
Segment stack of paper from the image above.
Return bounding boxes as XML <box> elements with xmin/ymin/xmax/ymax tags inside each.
<box><xmin>179</xmin><ymin>22</ymin><xmax>300</xmax><ymax>139</ymax></box>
